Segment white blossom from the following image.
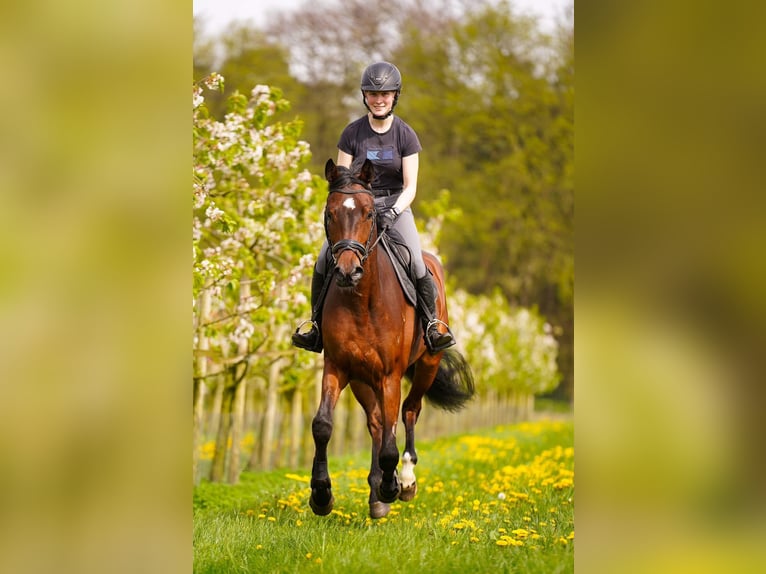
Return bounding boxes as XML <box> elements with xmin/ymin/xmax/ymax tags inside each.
<box><xmin>205</xmin><ymin>204</ymin><xmax>225</xmax><ymax>222</ymax></box>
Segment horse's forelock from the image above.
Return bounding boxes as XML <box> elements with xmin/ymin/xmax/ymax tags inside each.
<box><xmin>328</xmin><ymin>168</ymin><xmax>372</xmax><ymax>193</ymax></box>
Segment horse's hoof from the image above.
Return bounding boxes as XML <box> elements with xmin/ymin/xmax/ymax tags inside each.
<box><xmin>369</xmin><ymin>501</ymin><xmax>391</xmax><ymax>519</ymax></box>
<box><xmin>399</xmin><ymin>480</ymin><xmax>417</xmax><ymax>502</ymax></box>
<box><xmin>309</xmin><ymin>493</ymin><xmax>335</xmax><ymax>516</ymax></box>
<box><xmin>377</xmin><ymin>481</ymin><xmax>401</xmax><ymax>504</ymax></box>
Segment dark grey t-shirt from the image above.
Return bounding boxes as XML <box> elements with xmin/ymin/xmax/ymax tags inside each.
<box><xmin>337</xmin><ymin>115</ymin><xmax>422</xmax><ymax>193</ymax></box>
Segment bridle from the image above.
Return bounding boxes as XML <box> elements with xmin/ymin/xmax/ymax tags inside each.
<box><xmin>325</xmin><ymin>186</ymin><xmax>385</xmax><ymax>267</ymax></box>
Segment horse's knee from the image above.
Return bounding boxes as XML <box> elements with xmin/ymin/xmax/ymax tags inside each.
<box><xmin>312</xmin><ymin>415</ymin><xmax>332</xmax><ymax>444</ymax></box>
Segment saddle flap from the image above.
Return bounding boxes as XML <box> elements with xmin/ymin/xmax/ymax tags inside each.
<box><xmin>381</xmin><ymin>231</ymin><xmax>417</xmax><ymax>307</ymax></box>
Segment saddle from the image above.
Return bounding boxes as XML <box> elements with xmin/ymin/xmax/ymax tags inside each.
<box><xmin>379</xmin><ymin>228</ymin><xmax>417</xmax><ymax>307</ymax></box>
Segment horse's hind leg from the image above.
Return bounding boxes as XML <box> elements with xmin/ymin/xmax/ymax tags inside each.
<box><xmin>350</xmin><ymin>382</ymin><xmax>389</xmax><ymax>519</ymax></box>
<box><xmin>400</xmin><ymin>357</ymin><xmax>441</xmax><ymax>502</ymax></box>
<box><xmin>309</xmin><ymin>365</ymin><xmax>347</xmax><ymax>516</ymax></box>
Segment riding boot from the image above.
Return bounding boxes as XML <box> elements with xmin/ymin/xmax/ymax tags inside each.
<box><xmin>291</xmin><ymin>267</ymin><xmax>326</xmax><ymax>353</ymax></box>
<box><xmin>415</xmin><ymin>273</ymin><xmax>456</xmax><ymax>353</ymax></box>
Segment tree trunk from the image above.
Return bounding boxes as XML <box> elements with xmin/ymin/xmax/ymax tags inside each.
<box><xmin>193</xmin><ymin>290</ymin><xmax>211</xmax><ymax>485</ymax></box>
<box><xmin>289</xmin><ymin>388</ymin><xmax>303</xmax><ymax>468</ymax></box>
<box><xmin>209</xmin><ymin>379</ymin><xmax>235</xmax><ymax>482</ymax></box>
<box><xmin>227</xmin><ymin>282</ymin><xmax>251</xmax><ymax>484</ymax></box>
<box><xmin>227</xmin><ymin>376</ymin><xmax>247</xmax><ymax>484</ymax></box>
<box><xmin>207</xmin><ymin>380</ymin><xmax>224</xmax><ymax>438</ymax></box>
<box><xmin>261</xmin><ymin>324</ymin><xmax>286</xmax><ymax>470</ymax></box>
<box><xmin>245</xmin><ymin>390</ymin><xmax>264</xmax><ymax>471</ymax></box>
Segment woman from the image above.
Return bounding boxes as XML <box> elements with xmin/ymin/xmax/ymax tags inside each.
<box><xmin>292</xmin><ymin>61</ymin><xmax>454</xmax><ymax>354</ymax></box>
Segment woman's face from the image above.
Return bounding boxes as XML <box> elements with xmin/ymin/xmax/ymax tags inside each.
<box><xmin>364</xmin><ymin>90</ymin><xmax>396</xmax><ymax>116</ymax></box>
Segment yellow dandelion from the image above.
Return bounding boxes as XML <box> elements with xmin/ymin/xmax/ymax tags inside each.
<box><xmin>568</xmin><ymin>531</ymin><xmax>575</xmax><ymax>540</ymax></box>
<box><xmin>512</xmin><ymin>529</ymin><xmax>529</xmax><ymax>538</ymax></box>
<box><xmin>296</xmin><ymin>520</ymin><xmax>303</xmax><ymax>527</ymax></box>
<box><xmin>285</xmin><ymin>473</ymin><xmax>310</xmax><ymax>483</ymax></box>
<box><xmin>509</xmin><ymin>539</ymin><xmax>524</xmax><ymax>546</ymax></box>
<box><xmin>315</xmin><ymin>558</ymin><xmax>322</xmax><ymax>564</ymax></box>
<box><xmin>470</xmin><ymin>537</ymin><xmax>480</xmax><ymax>543</ymax></box>
<box><xmin>267</xmin><ymin>517</ymin><xmax>276</xmax><ymax>522</ymax></box>
<box><xmin>256</xmin><ymin>545</ymin><xmax>263</xmax><ymax>550</ymax></box>
<box><xmin>496</xmin><ymin>539</ymin><xmax>510</xmax><ymax>546</ymax></box>
<box><xmin>305</xmin><ymin>553</ymin><xmax>312</xmax><ymax>559</ymax></box>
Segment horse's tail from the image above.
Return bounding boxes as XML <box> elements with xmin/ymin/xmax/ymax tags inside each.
<box><xmin>413</xmin><ymin>348</ymin><xmax>475</xmax><ymax>412</ymax></box>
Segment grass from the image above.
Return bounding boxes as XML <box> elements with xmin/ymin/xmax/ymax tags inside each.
<box><xmin>194</xmin><ymin>419</ymin><xmax>573</xmax><ymax>573</ymax></box>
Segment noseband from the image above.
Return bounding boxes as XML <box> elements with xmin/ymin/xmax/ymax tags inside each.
<box><xmin>325</xmin><ymin>186</ymin><xmax>383</xmax><ymax>267</ymax></box>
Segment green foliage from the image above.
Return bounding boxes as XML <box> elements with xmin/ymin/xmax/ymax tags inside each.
<box><xmin>194</xmin><ymin>421</ymin><xmax>574</xmax><ymax>573</ymax></box>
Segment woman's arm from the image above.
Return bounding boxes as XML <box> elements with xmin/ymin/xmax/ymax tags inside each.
<box><xmin>393</xmin><ymin>152</ymin><xmax>418</xmax><ymax>214</ymax></box>
<box><xmin>337</xmin><ymin>149</ymin><xmax>353</xmax><ymax>168</ymax></box>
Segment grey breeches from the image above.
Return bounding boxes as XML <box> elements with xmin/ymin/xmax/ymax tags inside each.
<box><xmin>316</xmin><ymin>198</ymin><xmax>427</xmax><ymax>279</ymax></box>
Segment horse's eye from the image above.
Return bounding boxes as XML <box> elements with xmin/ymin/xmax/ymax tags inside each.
<box><xmin>367</xmin><ymin>211</ymin><xmax>375</xmax><ymax>220</ymax></box>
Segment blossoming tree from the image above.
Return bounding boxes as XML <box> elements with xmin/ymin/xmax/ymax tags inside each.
<box><xmin>193</xmin><ymin>74</ymin><xmax>324</xmax><ymax>483</ymax></box>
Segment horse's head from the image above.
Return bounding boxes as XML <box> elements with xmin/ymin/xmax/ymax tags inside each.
<box><xmin>324</xmin><ymin>158</ymin><xmax>378</xmax><ymax>288</ymax></box>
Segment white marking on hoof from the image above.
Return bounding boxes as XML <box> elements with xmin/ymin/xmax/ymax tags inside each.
<box><xmin>343</xmin><ymin>197</ymin><xmax>356</xmax><ymax>210</ymax></box>
<box><xmin>400</xmin><ymin>451</ymin><xmax>416</xmax><ymax>489</ymax></box>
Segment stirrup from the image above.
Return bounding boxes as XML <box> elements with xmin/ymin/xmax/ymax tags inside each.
<box><xmin>293</xmin><ymin>319</ymin><xmax>318</xmax><ymax>335</ymax></box>
<box><xmin>292</xmin><ymin>320</ymin><xmax>322</xmax><ymax>352</ymax></box>
<box><xmin>424</xmin><ymin>319</ymin><xmax>456</xmax><ymax>353</ymax></box>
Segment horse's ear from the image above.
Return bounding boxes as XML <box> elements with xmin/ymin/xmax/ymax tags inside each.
<box><xmin>359</xmin><ymin>158</ymin><xmax>375</xmax><ymax>186</ymax></box>
<box><xmin>325</xmin><ymin>158</ymin><xmax>336</xmax><ymax>182</ymax></box>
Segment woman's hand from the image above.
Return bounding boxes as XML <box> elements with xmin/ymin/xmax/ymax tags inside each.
<box><xmin>377</xmin><ymin>207</ymin><xmax>398</xmax><ymax>231</ymax></box>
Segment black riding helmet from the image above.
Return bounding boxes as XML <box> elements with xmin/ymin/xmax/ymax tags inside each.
<box><xmin>360</xmin><ymin>62</ymin><xmax>401</xmax><ymax>119</ymax></box>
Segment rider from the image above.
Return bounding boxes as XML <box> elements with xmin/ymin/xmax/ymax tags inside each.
<box><xmin>292</xmin><ymin>61</ymin><xmax>455</xmax><ymax>354</ymax></box>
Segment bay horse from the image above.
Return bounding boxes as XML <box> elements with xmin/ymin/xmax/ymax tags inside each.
<box><xmin>309</xmin><ymin>158</ymin><xmax>475</xmax><ymax>519</ymax></box>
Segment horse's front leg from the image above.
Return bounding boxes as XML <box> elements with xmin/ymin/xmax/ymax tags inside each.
<box><xmin>350</xmin><ymin>382</ymin><xmax>388</xmax><ymax>519</ymax></box>
<box><xmin>309</xmin><ymin>364</ymin><xmax>346</xmax><ymax>516</ymax></box>
<box><xmin>377</xmin><ymin>375</ymin><xmax>402</xmax><ymax>504</ymax></box>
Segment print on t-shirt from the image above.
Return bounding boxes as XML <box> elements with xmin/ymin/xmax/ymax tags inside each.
<box><xmin>366</xmin><ymin>146</ymin><xmax>395</xmax><ymax>163</ymax></box>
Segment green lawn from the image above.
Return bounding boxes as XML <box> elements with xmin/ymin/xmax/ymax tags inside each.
<box><xmin>194</xmin><ymin>419</ymin><xmax>573</xmax><ymax>573</ymax></box>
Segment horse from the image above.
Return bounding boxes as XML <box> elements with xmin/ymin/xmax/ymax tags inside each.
<box><xmin>309</xmin><ymin>158</ymin><xmax>475</xmax><ymax>519</ymax></box>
